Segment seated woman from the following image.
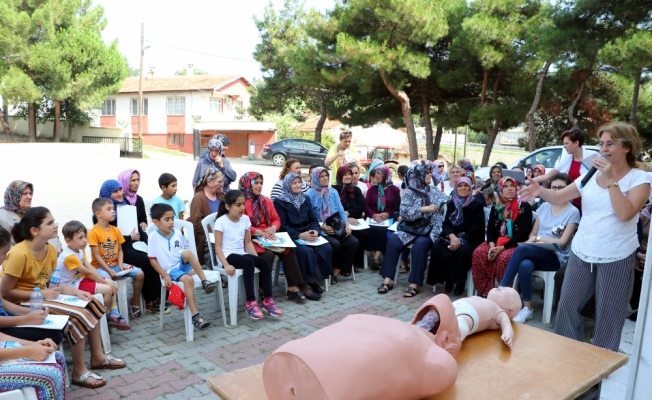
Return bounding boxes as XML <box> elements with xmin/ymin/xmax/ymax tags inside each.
<box><xmin>472</xmin><ymin>177</ymin><xmax>533</xmax><ymax>297</ymax></box>
<box><xmin>498</xmin><ymin>173</ymin><xmax>579</xmax><ymax>323</ymax></box>
<box><xmin>273</xmin><ymin>173</ymin><xmax>332</xmax><ymax>294</ymax></box>
<box><xmin>533</xmin><ymin>164</ymin><xmax>546</xmax><ymax>187</ymax></box>
<box><xmin>190</xmin><ymin>168</ymin><xmax>225</xmax><ymax>269</ymax></box>
<box><xmin>427</xmin><ymin>177</ymin><xmax>486</xmax><ymax>296</ymax></box>
<box><xmin>117</xmin><ymin>169</ymin><xmax>165</xmax><ymax>314</ymax></box>
<box><xmin>1</xmin><ymin>208</ymin><xmax>125</xmax><ymax>389</ymax></box>
<box><xmin>480</xmin><ymin>165</ymin><xmax>503</xmax><ymax>193</ymax></box>
<box><xmin>350</xmin><ymin>164</ymin><xmax>368</xmax><ymax>197</ymax></box>
<box><xmin>442</xmin><ymin>164</ymin><xmax>462</xmax><ymax>197</ymax></box>
<box><xmin>378</xmin><ymin>161</ymin><xmax>448</xmax><ymax>297</ymax></box>
<box><xmin>307</xmin><ymin>167</ymin><xmax>359</xmax><ymax>284</ymax></box>
<box><xmin>270</xmin><ymin>159</ymin><xmax>310</xmax><ymax>200</ymax></box>
<box><xmin>239</xmin><ymin>171</ymin><xmax>320</xmax><ymax>301</ymax></box>
<box><xmin>365</xmin><ymin>161</ymin><xmax>401</xmax><ymax>269</ymax></box>
<box><xmin>332</xmin><ymin>166</ymin><xmax>368</xmax><ymax>268</ymax></box>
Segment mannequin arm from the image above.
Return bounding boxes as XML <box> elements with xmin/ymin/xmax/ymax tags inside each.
<box><xmin>496</xmin><ymin>311</ymin><xmax>514</xmax><ymax>349</ymax></box>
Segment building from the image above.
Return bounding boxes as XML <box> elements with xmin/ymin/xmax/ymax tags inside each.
<box><xmin>97</xmin><ymin>74</ymin><xmax>277</xmax><ymax>157</ymax></box>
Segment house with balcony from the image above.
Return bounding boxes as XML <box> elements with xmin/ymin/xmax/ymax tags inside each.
<box><xmin>97</xmin><ymin>74</ymin><xmax>277</xmax><ymax>157</ymax></box>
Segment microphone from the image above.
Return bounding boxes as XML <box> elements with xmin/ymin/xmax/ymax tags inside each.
<box><xmin>579</xmin><ymin>154</ymin><xmax>607</xmax><ymax>188</ymax></box>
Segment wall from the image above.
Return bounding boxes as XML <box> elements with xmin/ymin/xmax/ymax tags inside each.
<box><xmin>8</xmin><ymin>117</ymin><xmax>123</xmax><ymax>142</ymax></box>
<box><xmin>0</xmin><ymin>142</ymin><xmax>121</xmax><ymax>160</ymax></box>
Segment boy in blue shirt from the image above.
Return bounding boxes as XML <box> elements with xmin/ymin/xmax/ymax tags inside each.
<box><xmin>152</xmin><ymin>173</ymin><xmax>185</xmax><ymax>219</ymax></box>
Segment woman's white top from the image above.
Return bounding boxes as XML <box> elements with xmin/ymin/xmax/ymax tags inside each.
<box><xmin>554</xmin><ymin>146</ymin><xmax>593</xmax><ymax>176</ymax></box>
<box><xmin>443</xmin><ymin>182</ymin><xmax>455</xmax><ymax>197</ymax></box>
<box><xmin>572</xmin><ymin>168</ymin><xmax>651</xmax><ymax>263</ymax></box>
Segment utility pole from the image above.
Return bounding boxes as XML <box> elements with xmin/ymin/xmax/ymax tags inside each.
<box><xmin>463</xmin><ymin>125</ymin><xmax>468</xmax><ymax>157</ymax></box>
<box><xmin>138</xmin><ymin>23</ymin><xmax>145</xmax><ymax>139</ymax></box>
<box><xmin>453</xmin><ymin>127</ymin><xmax>458</xmax><ymax>161</ymax></box>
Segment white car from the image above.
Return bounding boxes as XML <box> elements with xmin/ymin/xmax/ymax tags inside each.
<box><xmin>475</xmin><ymin>145</ymin><xmax>600</xmax><ymax>181</ymax></box>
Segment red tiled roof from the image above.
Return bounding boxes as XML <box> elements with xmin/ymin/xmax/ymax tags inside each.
<box><xmin>117</xmin><ymin>75</ymin><xmax>245</xmax><ymax>94</ymax></box>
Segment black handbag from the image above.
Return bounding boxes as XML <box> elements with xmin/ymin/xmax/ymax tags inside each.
<box><xmin>397</xmin><ymin>218</ymin><xmax>432</xmax><ymax>236</ymax></box>
<box><xmin>439</xmin><ymin>232</ymin><xmax>465</xmax><ymax>245</ymax></box>
<box><xmin>324</xmin><ymin>213</ymin><xmax>346</xmax><ymax>240</ymax></box>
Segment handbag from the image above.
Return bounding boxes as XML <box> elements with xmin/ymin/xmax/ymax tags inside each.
<box><xmin>324</xmin><ymin>213</ymin><xmax>346</xmax><ymax>240</ymax></box>
<box><xmin>397</xmin><ymin>218</ymin><xmax>432</xmax><ymax>236</ymax></box>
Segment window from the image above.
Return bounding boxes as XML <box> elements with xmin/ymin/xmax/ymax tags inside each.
<box><xmin>524</xmin><ymin>149</ymin><xmax>562</xmax><ymax>169</ymax></box>
<box><xmin>284</xmin><ymin>140</ymin><xmax>303</xmax><ymax>149</ymax></box>
<box><xmin>168</xmin><ymin>134</ymin><xmax>184</xmax><ymax>146</ymax></box>
<box><xmin>209</xmin><ymin>98</ymin><xmax>223</xmax><ymax>115</ymax></box>
<box><xmin>130</xmin><ymin>98</ymin><xmax>148</xmax><ymax>116</ymax></box>
<box><xmin>167</xmin><ymin>97</ymin><xmax>185</xmax><ymax>115</ymax></box>
<box><xmin>225</xmin><ymin>98</ymin><xmax>233</xmax><ymax>115</ymax></box>
<box><xmin>304</xmin><ymin>142</ymin><xmax>321</xmax><ymax>152</ymax></box>
<box><xmin>101</xmin><ymin>99</ymin><xmax>115</xmax><ymax>116</ymax></box>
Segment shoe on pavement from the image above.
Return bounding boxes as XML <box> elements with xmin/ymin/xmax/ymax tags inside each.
<box><xmin>512</xmin><ymin>307</ymin><xmax>534</xmax><ymax>323</ymax></box>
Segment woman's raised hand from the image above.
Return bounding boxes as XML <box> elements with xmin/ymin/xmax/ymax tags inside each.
<box><xmin>519</xmin><ymin>178</ymin><xmax>542</xmax><ymax>199</ymax></box>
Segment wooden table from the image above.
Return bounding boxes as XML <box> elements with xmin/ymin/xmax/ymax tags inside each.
<box><xmin>207</xmin><ymin>324</ymin><xmax>628</xmax><ymax>400</ymax></box>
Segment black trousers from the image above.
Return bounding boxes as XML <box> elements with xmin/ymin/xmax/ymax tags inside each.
<box><xmin>1</xmin><ymin>327</ymin><xmax>64</xmax><ymax>344</ymax></box>
<box><xmin>351</xmin><ymin>229</ymin><xmax>368</xmax><ymax>267</ymax></box>
<box><xmin>226</xmin><ymin>254</ymin><xmax>273</xmax><ymax>302</ymax></box>
<box><xmin>323</xmin><ymin>234</ymin><xmax>359</xmax><ymax>275</ymax></box>
<box><xmin>427</xmin><ymin>240</ymin><xmax>479</xmax><ymax>286</ymax></box>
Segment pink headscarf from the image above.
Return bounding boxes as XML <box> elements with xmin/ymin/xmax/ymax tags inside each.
<box><xmin>117</xmin><ymin>169</ymin><xmax>140</xmax><ymax>206</ymax></box>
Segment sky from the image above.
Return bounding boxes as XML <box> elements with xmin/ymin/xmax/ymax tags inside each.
<box><xmin>97</xmin><ymin>0</ymin><xmax>333</xmax><ymax>80</ymax></box>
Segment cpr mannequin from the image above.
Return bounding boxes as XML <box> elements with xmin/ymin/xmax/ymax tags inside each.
<box><xmin>262</xmin><ymin>288</ymin><xmax>521</xmax><ymax>400</ymax></box>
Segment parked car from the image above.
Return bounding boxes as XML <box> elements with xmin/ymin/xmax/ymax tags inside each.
<box><xmin>261</xmin><ymin>139</ymin><xmax>328</xmax><ymax>166</ymax></box>
<box><xmin>475</xmin><ymin>145</ymin><xmax>600</xmax><ymax>181</ymax></box>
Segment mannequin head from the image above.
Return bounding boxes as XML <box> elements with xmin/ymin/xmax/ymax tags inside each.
<box><xmin>487</xmin><ymin>287</ymin><xmax>521</xmax><ymax>320</ymax></box>
<box><xmin>410</xmin><ymin>295</ymin><xmax>462</xmax><ymax>359</ymax></box>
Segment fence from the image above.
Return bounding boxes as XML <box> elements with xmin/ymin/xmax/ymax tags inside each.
<box><xmin>82</xmin><ymin>136</ymin><xmax>143</xmax><ymax>158</ymax></box>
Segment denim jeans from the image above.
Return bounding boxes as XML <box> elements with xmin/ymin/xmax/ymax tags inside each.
<box><xmin>499</xmin><ymin>245</ymin><xmax>560</xmax><ymax>301</ymax></box>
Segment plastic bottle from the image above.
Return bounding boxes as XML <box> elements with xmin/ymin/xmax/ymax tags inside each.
<box><xmin>30</xmin><ymin>287</ymin><xmax>43</xmax><ymax>313</ymax></box>
<box><xmin>49</xmin><ymin>267</ymin><xmax>61</xmax><ymax>288</ymax></box>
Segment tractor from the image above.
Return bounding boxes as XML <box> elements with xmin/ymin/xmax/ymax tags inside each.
<box><xmin>358</xmin><ymin>145</ymin><xmax>400</xmax><ymax>177</ymax></box>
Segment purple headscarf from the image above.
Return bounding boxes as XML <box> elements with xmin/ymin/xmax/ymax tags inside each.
<box><xmin>117</xmin><ymin>170</ymin><xmax>139</xmax><ymax>206</ymax></box>
<box><xmin>450</xmin><ymin>177</ymin><xmax>474</xmax><ymax>226</ymax></box>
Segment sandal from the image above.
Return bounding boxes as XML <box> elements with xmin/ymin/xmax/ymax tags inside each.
<box><xmin>192</xmin><ymin>316</ymin><xmax>212</xmax><ymax>330</ymax></box>
<box><xmin>146</xmin><ymin>300</ymin><xmax>171</xmax><ymax>314</ymax></box>
<box><xmin>403</xmin><ymin>286</ymin><xmax>420</xmax><ymax>298</ymax></box>
<box><xmin>371</xmin><ymin>259</ymin><xmax>381</xmax><ymax>270</ymax></box>
<box><xmin>130</xmin><ymin>302</ymin><xmax>142</xmax><ymax>319</ymax></box>
<box><xmin>342</xmin><ymin>272</ymin><xmax>351</xmax><ymax>278</ymax></box>
<box><xmin>202</xmin><ymin>280</ymin><xmax>216</xmax><ymax>294</ymax></box>
<box><xmin>399</xmin><ymin>266</ymin><xmax>408</xmax><ymax>274</ymax></box>
<box><xmin>377</xmin><ymin>283</ymin><xmax>394</xmax><ymax>294</ymax></box>
<box><xmin>91</xmin><ymin>354</ymin><xmax>126</xmax><ymax>370</ymax></box>
<box><xmin>72</xmin><ymin>371</ymin><xmax>106</xmax><ymax>389</ymax></box>
<box><xmin>222</xmin><ymin>280</ymin><xmax>228</xmax><ymax>288</ymax></box>
<box><xmin>331</xmin><ymin>275</ymin><xmax>338</xmax><ymax>285</ymax></box>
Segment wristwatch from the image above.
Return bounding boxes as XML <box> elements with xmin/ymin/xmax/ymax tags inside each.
<box><xmin>535</xmin><ymin>236</ymin><xmax>541</xmax><ymax>242</ymax></box>
<box><xmin>607</xmin><ymin>181</ymin><xmax>619</xmax><ymax>189</ymax></box>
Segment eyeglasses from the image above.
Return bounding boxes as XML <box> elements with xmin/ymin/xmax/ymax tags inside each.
<box><xmin>550</xmin><ymin>186</ymin><xmax>567</xmax><ymax>191</ymax></box>
<box><xmin>598</xmin><ymin>141</ymin><xmax>616</xmax><ymax>149</ymax></box>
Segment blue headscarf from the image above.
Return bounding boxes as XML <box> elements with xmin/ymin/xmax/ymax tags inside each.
<box><xmin>99</xmin><ymin>179</ymin><xmax>126</xmax><ymax>206</ymax></box>
<box><xmin>277</xmin><ymin>173</ymin><xmax>306</xmax><ymax>210</ymax></box>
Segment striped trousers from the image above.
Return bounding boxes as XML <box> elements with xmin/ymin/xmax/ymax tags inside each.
<box><xmin>554</xmin><ymin>251</ymin><xmax>635</xmax><ymax>352</ymax></box>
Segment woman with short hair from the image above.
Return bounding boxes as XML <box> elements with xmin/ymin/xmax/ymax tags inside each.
<box><xmin>270</xmin><ymin>158</ymin><xmax>309</xmax><ymax>200</ymax></box>
<box><xmin>324</xmin><ymin>130</ymin><xmax>360</xmax><ymax>185</ymax></box>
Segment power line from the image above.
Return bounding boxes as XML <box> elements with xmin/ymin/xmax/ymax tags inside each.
<box><xmin>144</xmin><ymin>39</ymin><xmax>259</xmax><ymax>64</ymax></box>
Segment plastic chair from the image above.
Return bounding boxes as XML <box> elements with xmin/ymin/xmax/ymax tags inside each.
<box><xmin>513</xmin><ymin>270</ymin><xmax>556</xmax><ymax>324</ymax></box>
<box><xmin>115</xmin><ymin>278</ymin><xmax>146</xmax><ymax>325</ymax></box>
<box><xmin>0</xmin><ymin>388</ymin><xmax>37</xmax><ymax>400</ymax></box>
<box><xmin>394</xmin><ymin>244</ymin><xmax>413</xmax><ymax>283</ymax></box>
<box><xmin>147</xmin><ymin>220</ymin><xmax>227</xmax><ymax>338</ymax></box>
<box><xmin>271</xmin><ymin>256</ymin><xmax>288</xmax><ymax>292</ymax></box>
<box><xmin>466</xmin><ymin>269</ymin><xmax>475</xmax><ymax>297</ymax></box>
<box><xmin>201</xmin><ymin>213</ymin><xmax>260</xmax><ymax>326</ymax></box>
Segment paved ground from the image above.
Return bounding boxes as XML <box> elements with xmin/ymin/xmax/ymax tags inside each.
<box><xmin>0</xmin><ymin>146</ymin><xmax>635</xmax><ymax>399</ymax></box>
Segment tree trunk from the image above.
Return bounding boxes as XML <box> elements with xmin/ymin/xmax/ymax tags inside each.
<box><xmin>314</xmin><ymin>94</ymin><xmax>326</xmax><ymax>144</ymax></box>
<box><xmin>53</xmin><ymin>100</ymin><xmax>61</xmax><ymax>142</ymax></box>
<box><xmin>380</xmin><ymin>71</ymin><xmax>418</xmax><ymax>160</ymax></box>
<box><xmin>28</xmin><ymin>102</ymin><xmax>36</xmax><ymax>142</ymax></box>
<box><xmin>568</xmin><ymin>79</ymin><xmax>586</xmax><ymax>129</ymax></box>
<box><xmin>526</xmin><ymin>60</ymin><xmax>552</xmax><ymax>152</ymax></box>
<box><xmin>482</xmin><ymin>128</ymin><xmax>499</xmax><ymax>167</ymax></box>
<box><xmin>480</xmin><ymin>69</ymin><xmax>489</xmax><ymax>105</ymax></box>
<box><xmin>422</xmin><ymin>94</ymin><xmax>434</xmax><ymax>160</ymax></box>
<box><xmin>433</xmin><ymin>102</ymin><xmax>445</xmax><ymax>160</ymax></box>
<box><xmin>481</xmin><ymin>71</ymin><xmax>503</xmax><ymax>167</ymax></box>
<box><xmin>0</xmin><ymin>107</ymin><xmax>12</xmax><ymax>141</ymax></box>
<box><xmin>630</xmin><ymin>69</ymin><xmax>642</xmax><ymax>128</ymax></box>
<box><xmin>67</xmin><ymin>121</ymin><xmax>73</xmax><ymax>142</ymax></box>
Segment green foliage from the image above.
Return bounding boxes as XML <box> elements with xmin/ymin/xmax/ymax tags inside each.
<box><xmin>262</xmin><ymin>112</ymin><xmax>336</xmax><ymax>149</ymax></box>
<box><xmin>174</xmin><ymin>68</ymin><xmax>207</xmax><ymax>76</ymax></box>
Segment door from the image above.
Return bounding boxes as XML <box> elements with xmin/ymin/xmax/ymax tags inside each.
<box><xmin>302</xmin><ymin>140</ymin><xmax>325</xmax><ymax>165</ymax></box>
<box><xmin>521</xmin><ymin>148</ymin><xmax>563</xmax><ymax>169</ymax></box>
<box><xmin>284</xmin><ymin>139</ymin><xmax>307</xmax><ymax>163</ymax></box>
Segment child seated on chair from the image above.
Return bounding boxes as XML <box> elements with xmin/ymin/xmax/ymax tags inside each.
<box><xmin>148</xmin><ymin>203</ymin><xmax>215</xmax><ymax>330</ymax></box>
<box><xmin>58</xmin><ymin>220</ymin><xmax>130</xmax><ymax>330</ymax></box>
<box><xmin>152</xmin><ymin>173</ymin><xmax>185</xmax><ymax>220</ymax></box>
<box><xmin>88</xmin><ymin>198</ymin><xmax>145</xmax><ymax>319</ymax></box>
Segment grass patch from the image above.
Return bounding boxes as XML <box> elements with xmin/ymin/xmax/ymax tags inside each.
<box><xmin>143</xmin><ymin>145</ymin><xmax>187</xmax><ymax>157</ymax></box>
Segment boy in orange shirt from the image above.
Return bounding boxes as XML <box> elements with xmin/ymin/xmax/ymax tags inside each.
<box><xmin>88</xmin><ymin>198</ymin><xmax>144</xmax><ymax>319</ymax></box>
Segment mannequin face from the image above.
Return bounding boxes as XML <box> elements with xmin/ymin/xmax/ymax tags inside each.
<box><xmin>487</xmin><ymin>287</ymin><xmax>521</xmax><ymax>320</ymax></box>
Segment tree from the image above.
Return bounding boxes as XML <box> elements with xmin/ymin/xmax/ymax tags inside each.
<box><xmin>174</xmin><ymin>68</ymin><xmax>207</xmax><ymax>76</ymax></box>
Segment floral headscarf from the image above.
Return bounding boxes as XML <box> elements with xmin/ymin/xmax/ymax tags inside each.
<box><xmin>2</xmin><ymin>180</ymin><xmax>33</xmax><ymax>214</ymax></box>
<box><xmin>489</xmin><ymin>165</ymin><xmax>503</xmax><ymax>192</ymax></box>
<box><xmin>278</xmin><ymin>173</ymin><xmax>305</xmax><ymax>210</ymax></box>
<box><xmin>117</xmin><ymin>170</ymin><xmax>139</xmax><ymax>206</ymax></box>
<box><xmin>373</xmin><ymin>164</ymin><xmax>392</xmax><ymax>212</ymax></box>
<box><xmin>311</xmin><ymin>167</ymin><xmax>333</xmax><ymax>221</ymax></box>
<box><xmin>433</xmin><ymin>160</ymin><xmax>448</xmax><ymax>182</ymax></box>
<box><xmin>494</xmin><ymin>177</ymin><xmax>521</xmax><ymax>237</ymax></box>
<box><xmin>195</xmin><ymin>167</ymin><xmax>223</xmax><ymax>194</ymax></box>
<box><xmin>460</xmin><ymin>163</ymin><xmax>475</xmax><ymax>184</ymax></box>
<box><xmin>366</xmin><ymin>158</ymin><xmax>384</xmax><ymax>181</ymax></box>
<box><xmin>206</xmin><ymin>138</ymin><xmax>223</xmax><ymax>158</ymax></box>
<box><xmin>450</xmin><ymin>177</ymin><xmax>474</xmax><ymax>226</ymax></box>
<box><xmin>405</xmin><ymin>160</ymin><xmax>432</xmax><ymax>205</ymax></box>
<box><xmin>99</xmin><ymin>179</ymin><xmax>126</xmax><ymax>206</ymax></box>
<box><xmin>238</xmin><ymin>172</ymin><xmax>271</xmax><ymax>227</ymax></box>
<box><xmin>334</xmin><ymin>166</ymin><xmax>356</xmax><ymax>202</ymax></box>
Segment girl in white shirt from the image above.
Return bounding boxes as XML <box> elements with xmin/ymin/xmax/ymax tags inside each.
<box><xmin>213</xmin><ymin>190</ymin><xmax>282</xmax><ymax>321</ymax></box>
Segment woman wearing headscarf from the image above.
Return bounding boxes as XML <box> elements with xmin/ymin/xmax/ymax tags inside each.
<box><xmin>0</xmin><ymin>181</ymin><xmax>62</xmax><ymax>250</ymax></box>
<box><xmin>190</xmin><ymin>167</ymin><xmax>225</xmax><ymax>269</ymax></box>
<box><xmin>433</xmin><ymin>160</ymin><xmax>449</xmax><ymax>182</ymax></box>
<box><xmin>427</xmin><ymin>177</ymin><xmax>486</xmax><ymax>296</ymax></box>
<box><xmin>377</xmin><ymin>161</ymin><xmax>448</xmax><ymax>297</ymax></box>
<box><xmin>480</xmin><ymin>165</ymin><xmax>504</xmax><ymax>194</ymax></box>
<box><xmin>533</xmin><ymin>164</ymin><xmax>546</xmax><ymax>184</ymax></box>
<box><xmin>192</xmin><ymin>136</ymin><xmax>237</xmax><ymax>190</ymax></box>
<box><xmin>273</xmin><ymin>173</ymin><xmax>332</xmax><ymax>294</ymax></box>
<box><xmin>471</xmin><ymin>177</ymin><xmax>533</xmax><ymax>296</ymax></box>
<box><xmin>333</xmin><ymin>166</ymin><xmax>368</xmax><ymax>268</ymax></box>
<box><xmin>306</xmin><ymin>167</ymin><xmax>359</xmax><ymax>285</ymax></box>
<box><xmin>365</xmin><ymin>161</ymin><xmax>401</xmax><ymax>268</ymax></box>
<box><xmin>239</xmin><ymin>172</ymin><xmax>320</xmax><ymax>301</ymax></box>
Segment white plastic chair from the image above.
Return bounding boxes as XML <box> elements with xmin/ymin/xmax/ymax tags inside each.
<box><xmin>115</xmin><ymin>278</ymin><xmax>145</xmax><ymax>325</ymax></box>
<box><xmin>201</xmin><ymin>213</ymin><xmax>260</xmax><ymax>326</ymax></box>
<box><xmin>466</xmin><ymin>269</ymin><xmax>475</xmax><ymax>297</ymax></box>
<box><xmin>0</xmin><ymin>388</ymin><xmax>37</xmax><ymax>400</ymax></box>
<box><xmin>513</xmin><ymin>270</ymin><xmax>556</xmax><ymax>324</ymax></box>
<box><xmin>147</xmin><ymin>220</ymin><xmax>227</xmax><ymax>340</ymax></box>
<box><xmin>394</xmin><ymin>244</ymin><xmax>413</xmax><ymax>283</ymax></box>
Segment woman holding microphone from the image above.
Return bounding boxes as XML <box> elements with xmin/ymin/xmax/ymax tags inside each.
<box><xmin>520</xmin><ymin>122</ymin><xmax>650</xmax><ymax>352</ymax></box>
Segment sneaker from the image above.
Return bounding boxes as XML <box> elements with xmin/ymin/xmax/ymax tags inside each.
<box><xmin>246</xmin><ymin>300</ymin><xmax>264</xmax><ymax>320</ymax></box>
<box><xmin>192</xmin><ymin>315</ymin><xmax>211</xmax><ymax>330</ymax></box>
<box><xmin>262</xmin><ymin>298</ymin><xmax>283</xmax><ymax>317</ymax></box>
<box><xmin>107</xmin><ymin>314</ymin><xmax>132</xmax><ymax>330</ymax></box>
<box><xmin>512</xmin><ymin>307</ymin><xmax>534</xmax><ymax>323</ymax></box>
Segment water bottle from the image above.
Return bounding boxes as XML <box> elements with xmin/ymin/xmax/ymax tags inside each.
<box><xmin>49</xmin><ymin>267</ymin><xmax>61</xmax><ymax>288</ymax></box>
<box><xmin>30</xmin><ymin>287</ymin><xmax>43</xmax><ymax>313</ymax></box>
